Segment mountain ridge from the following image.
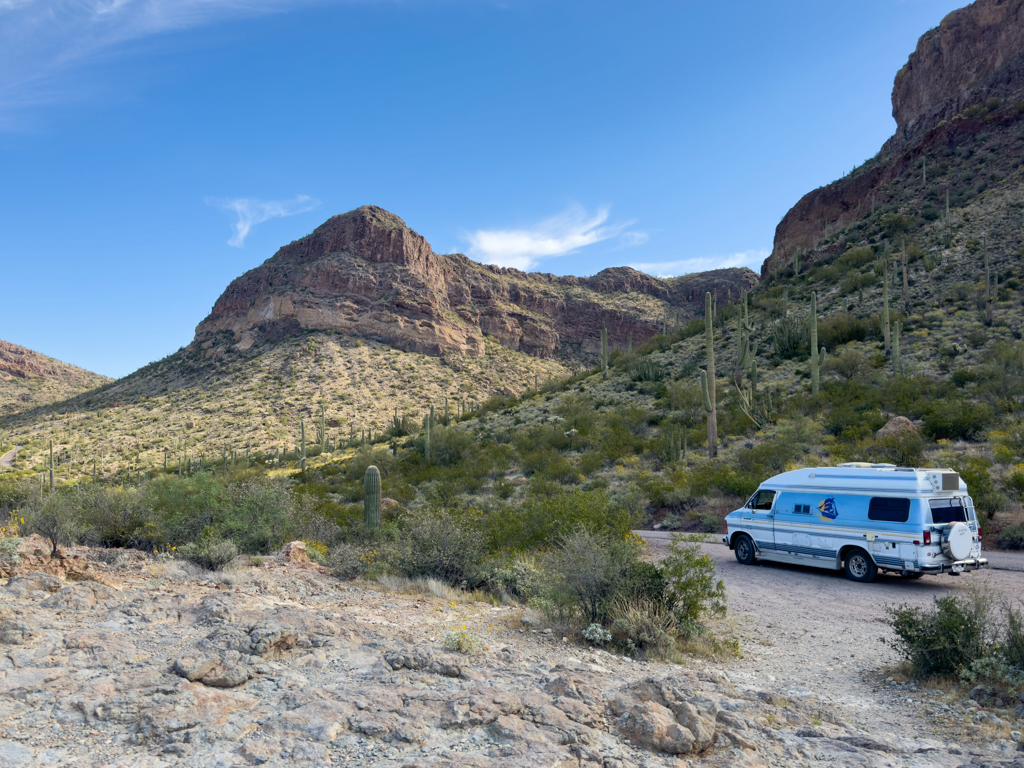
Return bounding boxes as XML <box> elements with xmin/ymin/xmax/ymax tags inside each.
<box><xmin>193</xmin><ymin>205</ymin><xmax>759</xmax><ymax>362</ymax></box>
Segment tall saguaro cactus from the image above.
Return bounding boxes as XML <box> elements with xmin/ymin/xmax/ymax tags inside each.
<box><xmin>300</xmin><ymin>419</ymin><xmax>306</xmax><ymax>472</ymax></box>
<box><xmin>882</xmin><ymin>243</ymin><xmax>892</xmax><ymax>355</ymax></box>
<box><xmin>901</xmin><ymin>240</ymin><xmax>911</xmax><ymax>314</ymax></box>
<box><xmin>364</xmin><ymin>465</ymin><xmax>381</xmax><ymax>529</ymax></box>
<box><xmin>892</xmin><ymin>321</ymin><xmax>903</xmax><ymax>372</ymax></box>
<box><xmin>49</xmin><ymin>439</ymin><xmax>54</xmax><ymax>491</ymax></box>
<box><xmin>809</xmin><ymin>292</ymin><xmax>826</xmax><ymax>395</ymax></box>
<box><xmin>984</xmin><ymin>233</ymin><xmax>993</xmax><ymax>326</ymax></box>
<box><xmin>699</xmin><ymin>292</ymin><xmax>718</xmax><ymax>458</ymax></box>
<box><xmin>600</xmin><ymin>324</ymin><xmax>609</xmax><ymax>380</ymax></box>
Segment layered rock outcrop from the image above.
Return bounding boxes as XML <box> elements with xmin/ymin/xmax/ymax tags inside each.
<box><xmin>762</xmin><ymin>0</ymin><xmax>1024</xmax><ymax>275</ymax></box>
<box><xmin>194</xmin><ymin>206</ymin><xmax>758</xmax><ymax>360</ymax></box>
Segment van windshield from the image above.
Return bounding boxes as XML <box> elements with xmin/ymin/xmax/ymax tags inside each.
<box><xmin>929</xmin><ymin>498</ymin><xmax>968</xmax><ymax>524</ymax></box>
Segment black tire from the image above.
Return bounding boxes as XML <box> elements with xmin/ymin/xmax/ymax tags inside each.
<box><xmin>844</xmin><ymin>549</ymin><xmax>877</xmax><ymax>583</ymax></box>
<box><xmin>734</xmin><ymin>534</ymin><xmax>756</xmax><ymax>565</ymax></box>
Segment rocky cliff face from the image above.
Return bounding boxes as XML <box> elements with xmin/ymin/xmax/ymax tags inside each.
<box><xmin>195</xmin><ymin>206</ymin><xmax>758</xmax><ymax>361</ymax></box>
<box><xmin>762</xmin><ymin>0</ymin><xmax>1024</xmax><ymax>275</ymax></box>
<box><xmin>890</xmin><ymin>0</ymin><xmax>1024</xmax><ymax>149</ymax></box>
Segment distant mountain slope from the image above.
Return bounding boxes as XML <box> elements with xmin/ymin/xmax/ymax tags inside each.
<box><xmin>0</xmin><ymin>339</ymin><xmax>110</xmax><ymax>417</ymax></box>
<box><xmin>194</xmin><ymin>205</ymin><xmax>758</xmax><ymax>363</ymax></box>
<box><xmin>762</xmin><ymin>0</ymin><xmax>1024</xmax><ymax>277</ymax></box>
<box><xmin>0</xmin><ymin>207</ymin><xmax>756</xmax><ymax>479</ymax></box>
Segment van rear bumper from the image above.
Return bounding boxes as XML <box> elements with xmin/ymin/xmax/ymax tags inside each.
<box><xmin>918</xmin><ymin>557</ymin><xmax>988</xmax><ymax>573</ymax></box>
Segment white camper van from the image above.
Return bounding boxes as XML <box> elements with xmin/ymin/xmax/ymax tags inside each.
<box><xmin>722</xmin><ymin>464</ymin><xmax>986</xmax><ymax>583</ymax></box>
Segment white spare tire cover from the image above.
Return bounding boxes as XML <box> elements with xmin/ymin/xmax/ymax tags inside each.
<box><xmin>943</xmin><ymin>522</ymin><xmax>973</xmax><ymax>561</ymax></box>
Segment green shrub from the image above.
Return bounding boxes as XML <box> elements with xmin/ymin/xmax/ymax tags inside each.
<box><xmin>950</xmin><ymin>456</ymin><xmax>1002</xmax><ymax>519</ymax></box>
<box><xmin>176</xmin><ymin>539</ymin><xmax>238</xmax><ymax>571</ymax></box>
<box><xmin>997</xmin><ymin>524</ymin><xmax>1024</xmax><ymax>550</ymax></box>
<box><xmin>817</xmin><ymin>312</ymin><xmax>872</xmax><ymax>349</ymax></box>
<box><xmin>541</xmin><ymin>527</ymin><xmax>638</xmax><ymax>625</ymax></box>
<box><xmin>484</xmin><ymin>489</ymin><xmax>630</xmax><ymax>552</ymax></box>
<box><xmin>659</xmin><ymin>534</ymin><xmax>726</xmax><ymax>636</ymax></box>
<box><xmin>770</xmin><ymin>317</ymin><xmax>806</xmax><ymax>360</ymax></box>
<box><xmin>610</xmin><ymin>597</ymin><xmax>678</xmax><ymax>659</ymax></box>
<box><xmin>872</xmin><ymin>431</ymin><xmax>924</xmax><ymax>467</ymax></box>
<box><xmin>922</xmin><ymin>402</ymin><xmax>993</xmax><ymax>441</ymax></box>
<box><xmin>884</xmin><ymin>593</ymin><xmax>991</xmax><ymax>677</ymax></box>
<box><xmin>400</xmin><ymin>509</ymin><xmax>484</xmax><ymax>585</ymax></box>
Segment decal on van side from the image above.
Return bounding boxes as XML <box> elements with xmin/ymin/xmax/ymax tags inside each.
<box><xmin>817</xmin><ymin>496</ymin><xmax>839</xmax><ymax>521</ymax></box>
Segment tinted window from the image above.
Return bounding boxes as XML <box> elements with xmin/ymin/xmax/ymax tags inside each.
<box><xmin>929</xmin><ymin>498</ymin><xmax>967</xmax><ymax>524</ymax></box>
<box><xmin>753</xmin><ymin>490</ymin><xmax>776</xmax><ymax>510</ymax></box>
<box><xmin>868</xmin><ymin>497</ymin><xmax>911</xmax><ymax>523</ymax></box>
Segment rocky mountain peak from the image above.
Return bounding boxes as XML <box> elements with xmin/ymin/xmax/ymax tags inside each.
<box><xmin>890</xmin><ymin>0</ymin><xmax>1024</xmax><ymax>148</ymax></box>
<box><xmin>194</xmin><ymin>207</ymin><xmax>758</xmax><ymax>361</ymax></box>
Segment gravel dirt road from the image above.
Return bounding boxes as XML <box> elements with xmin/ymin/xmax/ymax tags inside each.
<box><xmin>639</xmin><ymin>531</ymin><xmax>1024</xmax><ymax>742</ymax></box>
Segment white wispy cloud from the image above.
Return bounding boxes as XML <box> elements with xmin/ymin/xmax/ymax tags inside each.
<box><xmin>629</xmin><ymin>248</ymin><xmax>770</xmax><ymax>278</ymax></box>
<box><xmin>464</xmin><ymin>205</ymin><xmax>643</xmax><ymax>271</ymax></box>
<box><xmin>0</xmin><ymin>0</ymin><xmax>330</xmax><ymax>124</ymax></box>
<box><xmin>207</xmin><ymin>195</ymin><xmax>320</xmax><ymax>247</ymax></box>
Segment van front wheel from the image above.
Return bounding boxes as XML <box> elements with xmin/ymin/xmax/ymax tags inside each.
<box><xmin>734</xmin><ymin>534</ymin><xmax>756</xmax><ymax>565</ymax></box>
<box><xmin>844</xmin><ymin>549</ymin><xmax>877</xmax><ymax>583</ymax></box>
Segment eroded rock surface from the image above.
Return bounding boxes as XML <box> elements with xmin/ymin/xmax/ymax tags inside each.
<box><xmin>0</xmin><ymin>550</ymin><xmax>1017</xmax><ymax>767</ymax></box>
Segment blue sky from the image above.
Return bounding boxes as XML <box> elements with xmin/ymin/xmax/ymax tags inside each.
<box><xmin>0</xmin><ymin>0</ymin><xmax>967</xmax><ymax>378</ymax></box>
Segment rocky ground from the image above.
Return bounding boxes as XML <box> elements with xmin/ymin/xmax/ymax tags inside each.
<box><xmin>0</xmin><ymin>536</ymin><xmax>1020</xmax><ymax>768</ymax></box>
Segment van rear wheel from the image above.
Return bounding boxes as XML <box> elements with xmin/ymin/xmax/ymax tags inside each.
<box><xmin>844</xmin><ymin>549</ymin><xmax>877</xmax><ymax>583</ymax></box>
<box><xmin>734</xmin><ymin>534</ymin><xmax>756</xmax><ymax>565</ymax></box>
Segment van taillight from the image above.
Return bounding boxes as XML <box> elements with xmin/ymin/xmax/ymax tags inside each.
<box><xmin>923</xmin><ymin>531</ymin><xmax>931</xmax><ymax>545</ymax></box>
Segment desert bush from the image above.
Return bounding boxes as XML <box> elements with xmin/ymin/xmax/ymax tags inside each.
<box><xmin>770</xmin><ymin>316</ymin><xmax>806</xmax><ymax>359</ymax></box>
<box><xmin>871</xmin><ymin>431</ymin><xmax>924</xmax><ymax>467</ymax></box>
<box><xmin>824</xmin><ymin>349</ymin><xmax>865</xmax><ymax>382</ymax></box>
<box><xmin>400</xmin><ymin>509</ymin><xmax>485</xmax><ymax>585</ymax></box>
<box><xmin>443</xmin><ymin>628</ymin><xmax>483</xmax><ymax>655</ymax></box>
<box><xmin>541</xmin><ymin>527</ymin><xmax>638</xmax><ymax>626</ymax></box>
<box><xmin>983</xmin><ymin>340</ymin><xmax>1024</xmax><ymax>409</ymax></box>
<box><xmin>736</xmin><ymin>440</ymin><xmax>793</xmax><ymax>477</ymax></box>
<box><xmin>997</xmin><ymin>524</ymin><xmax>1024</xmax><ymax>551</ymax></box>
<box><xmin>885</xmin><ymin>593</ymin><xmax>991</xmax><ymax>677</ymax></box>
<box><xmin>218</xmin><ymin>476</ymin><xmax>297</xmax><ymax>553</ymax></box>
<box><xmin>426</xmin><ymin>425</ymin><xmax>474</xmax><ymax>467</ymax></box>
<box><xmin>659</xmin><ymin>533</ymin><xmax>727</xmax><ymax>636</ymax></box>
<box><xmin>837</xmin><ymin>245</ymin><xmax>876</xmax><ymax>271</ymax></box>
<box><xmin>176</xmin><ymin>538</ymin><xmax>238</xmax><ymax>571</ymax></box>
<box><xmin>486</xmin><ymin>555</ymin><xmax>545</xmax><ymax>601</ymax></box>
<box><xmin>628</xmin><ymin>358</ymin><xmax>664</xmax><ymax>382</ymax></box>
<box><xmin>610</xmin><ymin>596</ymin><xmax>678</xmax><ymax>659</ymax></box>
<box><xmin>817</xmin><ymin>312</ymin><xmax>871</xmax><ymax>349</ymax></box>
<box><xmin>484</xmin><ymin>489</ymin><xmax>630</xmax><ymax>552</ymax></box>
<box><xmin>21</xmin><ymin>489</ymin><xmax>86</xmax><ymax>556</ymax></box>
<box><xmin>948</xmin><ymin>456</ymin><xmax>1002</xmax><ymax>519</ymax></box>
<box><xmin>922</xmin><ymin>401</ymin><xmax>993</xmax><ymax>441</ymax></box>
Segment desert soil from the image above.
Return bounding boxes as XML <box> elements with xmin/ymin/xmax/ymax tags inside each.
<box><xmin>641</xmin><ymin>533</ymin><xmax>1024</xmax><ymax>748</ymax></box>
<box><xmin>0</xmin><ymin>535</ymin><xmax>1020</xmax><ymax>767</ymax></box>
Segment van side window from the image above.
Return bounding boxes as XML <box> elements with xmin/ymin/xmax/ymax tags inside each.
<box><xmin>867</xmin><ymin>497</ymin><xmax>911</xmax><ymax>523</ymax></box>
<box><xmin>793</xmin><ymin>504</ymin><xmax>811</xmax><ymax>514</ymax></box>
<box><xmin>753</xmin><ymin>490</ymin><xmax>776</xmax><ymax>510</ymax></box>
<box><xmin>929</xmin><ymin>498</ymin><xmax>967</xmax><ymax>524</ymax></box>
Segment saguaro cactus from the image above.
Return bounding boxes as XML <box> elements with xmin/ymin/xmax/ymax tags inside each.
<box><xmin>601</xmin><ymin>323</ymin><xmax>609</xmax><ymax>380</ymax></box>
<box><xmin>809</xmin><ymin>292</ymin><xmax>826</xmax><ymax>395</ymax></box>
<box><xmin>364</xmin><ymin>465</ymin><xmax>381</xmax><ymax>529</ymax></box>
<box><xmin>892</xmin><ymin>321</ymin><xmax>903</xmax><ymax>372</ymax></box>
<box><xmin>984</xmin><ymin>233</ymin><xmax>993</xmax><ymax>325</ymax></box>
<box><xmin>882</xmin><ymin>243</ymin><xmax>891</xmax><ymax>355</ymax></box>
<box><xmin>424</xmin><ymin>413</ymin><xmax>432</xmax><ymax>462</ymax></box>
<box><xmin>699</xmin><ymin>292</ymin><xmax>718</xmax><ymax>458</ymax></box>
<box><xmin>301</xmin><ymin>419</ymin><xmax>306</xmax><ymax>472</ymax></box>
<box><xmin>901</xmin><ymin>240</ymin><xmax>911</xmax><ymax>314</ymax></box>
<box><xmin>49</xmin><ymin>439</ymin><xmax>54</xmax><ymax>491</ymax></box>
